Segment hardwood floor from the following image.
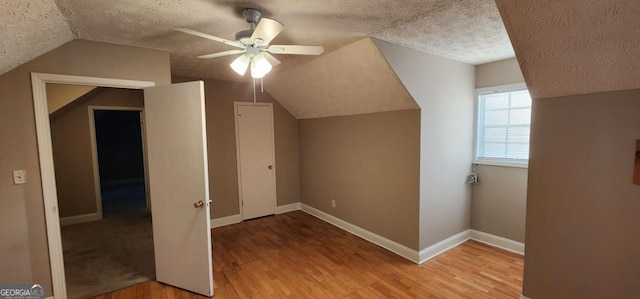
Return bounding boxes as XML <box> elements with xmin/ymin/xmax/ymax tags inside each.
<box><xmin>93</xmin><ymin>211</ymin><xmax>523</xmax><ymax>299</ymax></box>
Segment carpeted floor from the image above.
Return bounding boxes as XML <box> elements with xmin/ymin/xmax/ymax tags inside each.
<box><xmin>61</xmin><ymin>209</ymin><xmax>155</xmax><ymax>299</ymax></box>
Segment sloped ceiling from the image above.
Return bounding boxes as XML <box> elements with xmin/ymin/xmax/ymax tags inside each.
<box><xmin>46</xmin><ymin>84</ymin><xmax>96</xmax><ymax>114</ymax></box>
<box><xmin>266</xmin><ymin>38</ymin><xmax>418</xmax><ymax>119</ymax></box>
<box><xmin>1</xmin><ymin>0</ymin><xmax>514</xmax><ymax>82</ymax></box>
<box><xmin>496</xmin><ymin>0</ymin><xmax>640</xmax><ymax>99</ymax></box>
<box><xmin>0</xmin><ymin>1</ymin><xmax>74</xmax><ymax>74</ymax></box>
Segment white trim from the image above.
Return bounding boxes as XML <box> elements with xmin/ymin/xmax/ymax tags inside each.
<box><xmin>300</xmin><ymin>203</ymin><xmax>421</xmax><ymax>263</ymax></box>
<box><xmin>208</xmin><ymin>204</ymin><xmax>526</xmax><ymax>268</ymax></box>
<box><xmin>59</xmin><ymin>213</ymin><xmax>100</xmax><ymax>226</ymax></box>
<box><xmin>209</xmin><ymin>203</ymin><xmax>302</xmax><ymax>229</ymax></box>
<box><xmin>472</xmin><ymin>160</ymin><xmax>528</xmax><ymax>169</ymax></box>
<box><xmin>233</xmin><ymin>103</ymin><xmax>244</xmax><ymax>220</ymax></box>
<box><xmin>474</xmin><ymin>82</ymin><xmax>527</xmax><ymax>95</ymax></box>
<box><xmin>32</xmin><ymin>72</ymin><xmax>155</xmax><ymax>299</ymax></box>
<box><xmin>418</xmin><ymin>230</ymin><xmax>471</xmax><ymax>264</ymax></box>
<box><xmin>520</xmin><ymin>295</ymin><xmax>531</xmax><ymax>299</ymax></box>
<box><xmin>89</xmin><ymin>105</ymin><xmax>146</xmax><ymax>111</ymax></box>
<box><xmin>470</xmin><ymin>229</ymin><xmax>525</xmax><ymax>255</ymax></box>
<box><xmin>473</xmin><ymin>82</ymin><xmax>530</xmax><ymax>168</ymax></box>
<box><xmin>33</xmin><ymin>73</ymin><xmax>156</xmax><ymax>89</ymax></box>
<box><xmin>233</xmin><ymin>102</ymin><xmax>277</xmax><ymax>220</ymax></box>
<box><xmin>275</xmin><ymin>203</ymin><xmax>301</xmax><ymax>214</ymax></box>
<box><xmin>210</xmin><ymin>214</ymin><xmax>243</xmax><ymax>228</ymax></box>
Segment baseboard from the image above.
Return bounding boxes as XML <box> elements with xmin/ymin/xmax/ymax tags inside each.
<box><xmin>418</xmin><ymin>230</ymin><xmax>471</xmax><ymax>264</ymax></box>
<box><xmin>210</xmin><ymin>214</ymin><xmax>242</xmax><ymax>228</ymax></box>
<box><xmin>520</xmin><ymin>295</ymin><xmax>531</xmax><ymax>299</ymax></box>
<box><xmin>300</xmin><ymin>203</ymin><xmax>421</xmax><ymax>263</ymax></box>
<box><xmin>60</xmin><ymin>213</ymin><xmax>100</xmax><ymax>226</ymax></box>
<box><xmin>275</xmin><ymin>202</ymin><xmax>301</xmax><ymax>214</ymax></box>
<box><xmin>210</xmin><ymin>203</ymin><xmax>302</xmax><ymax>229</ymax></box>
<box><xmin>470</xmin><ymin>229</ymin><xmax>525</xmax><ymax>255</ymax></box>
<box><xmin>208</xmin><ymin>205</ymin><xmax>524</xmax><ymax>266</ymax></box>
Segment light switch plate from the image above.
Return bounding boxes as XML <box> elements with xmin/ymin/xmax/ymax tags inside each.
<box><xmin>13</xmin><ymin>170</ymin><xmax>26</xmax><ymax>185</ymax></box>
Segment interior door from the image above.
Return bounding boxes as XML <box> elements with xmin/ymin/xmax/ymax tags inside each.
<box><xmin>144</xmin><ymin>81</ymin><xmax>213</xmax><ymax>297</ymax></box>
<box><xmin>235</xmin><ymin>102</ymin><xmax>277</xmax><ymax>220</ymax></box>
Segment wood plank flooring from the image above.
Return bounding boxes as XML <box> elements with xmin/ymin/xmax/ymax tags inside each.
<box><xmin>93</xmin><ymin>211</ymin><xmax>523</xmax><ymax>299</ymax></box>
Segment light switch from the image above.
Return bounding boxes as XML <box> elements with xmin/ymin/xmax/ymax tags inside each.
<box><xmin>13</xmin><ymin>170</ymin><xmax>26</xmax><ymax>185</ymax></box>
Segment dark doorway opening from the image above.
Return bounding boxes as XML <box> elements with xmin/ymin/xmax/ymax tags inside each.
<box><xmin>94</xmin><ymin>110</ymin><xmax>147</xmax><ymax>217</ymax></box>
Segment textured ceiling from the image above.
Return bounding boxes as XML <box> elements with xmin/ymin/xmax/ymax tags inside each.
<box><xmin>0</xmin><ymin>1</ymin><xmax>74</xmax><ymax>74</ymax></box>
<box><xmin>496</xmin><ymin>0</ymin><xmax>640</xmax><ymax>99</ymax></box>
<box><xmin>0</xmin><ymin>0</ymin><xmax>514</xmax><ymax>81</ymax></box>
<box><xmin>266</xmin><ymin>38</ymin><xmax>418</xmax><ymax>119</ymax></box>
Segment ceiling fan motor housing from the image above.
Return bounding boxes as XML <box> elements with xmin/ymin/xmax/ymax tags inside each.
<box><xmin>242</xmin><ymin>8</ymin><xmax>262</xmax><ymax>24</ymax></box>
<box><xmin>175</xmin><ymin>6</ymin><xmax>324</xmax><ymax>76</ymax></box>
<box><xmin>237</xmin><ymin>8</ymin><xmax>264</xmax><ymax>45</ymax></box>
<box><xmin>235</xmin><ymin>29</ymin><xmax>254</xmax><ymax>45</ymax></box>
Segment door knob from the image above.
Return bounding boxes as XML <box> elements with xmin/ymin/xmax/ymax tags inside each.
<box><xmin>194</xmin><ymin>200</ymin><xmax>205</xmax><ymax>208</ymax></box>
<box><xmin>268</xmin><ymin>165</ymin><xmax>273</xmax><ymax>170</ymax></box>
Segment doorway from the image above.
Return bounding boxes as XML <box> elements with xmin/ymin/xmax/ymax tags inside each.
<box><xmin>234</xmin><ymin>102</ymin><xmax>277</xmax><ymax>220</ymax></box>
<box><xmin>90</xmin><ymin>108</ymin><xmax>149</xmax><ymax>217</ymax></box>
<box><xmin>33</xmin><ymin>73</ymin><xmax>214</xmax><ymax>298</ymax></box>
<box><xmin>49</xmin><ymin>87</ymin><xmax>155</xmax><ymax>298</ymax></box>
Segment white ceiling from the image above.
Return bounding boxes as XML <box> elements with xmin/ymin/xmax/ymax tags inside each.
<box><xmin>1</xmin><ymin>0</ymin><xmax>514</xmax><ymax>81</ymax></box>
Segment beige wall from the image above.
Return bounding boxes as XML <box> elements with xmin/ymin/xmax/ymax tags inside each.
<box><xmin>373</xmin><ymin>38</ymin><xmax>475</xmax><ymax>250</ymax></box>
<box><xmin>470</xmin><ymin>165</ymin><xmax>527</xmax><ymax>242</ymax></box>
<box><xmin>0</xmin><ymin>40</ymin><xmax>170</xmax><ymax>296</ymax></box>
<box><xmin>299</xmin><ymin>110</ymin><xmax>421</xmax><ymax>249</ymax></box>
<box><xmin>50</xmin><ymin>87</ymin><xmax>144</xmax><ymax>218</ymax></box>
<box><xmin>174</xmin><ymin>77</ymin><xmax>300</xmax><ymax>219</ymax></box>
<box><xmin>472</xmin><ymin>58</ymin><xmax>528</xmax><ymax>242</ymax></box>
<box><xmin>46</xmin><ymin>84</ymin><xmax>96</xmax><ymax>114</ymax></box>
<box><xmin>523</xmin><ymin>88</ymin><xmax>640</xmax><ymax>298</ymax></box>
<box><xmin>475</xmin><ymin>57</ymin><xmax>524</xmax><ymax>89</ymax></box>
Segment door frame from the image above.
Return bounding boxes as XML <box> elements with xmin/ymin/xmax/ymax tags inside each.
<box><xmin>233</xmin><ymin>102</ymin><xmax>277</xmax><ymax>220</ymax></box>
<box><xmin>88</xmin><ymin>106</ymin><xmax>150</xmax><ymax>220</ymax></box>
<box><xmin>31</xmin><ymin>73</ymin><xmax>155</xmax><ymax>298</ymax></box>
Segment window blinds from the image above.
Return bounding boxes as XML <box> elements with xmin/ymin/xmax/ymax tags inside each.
<box><xmin>477</xmin><ymin>89</ymin><xmax>532</xmax><ymax>162</ymax></box>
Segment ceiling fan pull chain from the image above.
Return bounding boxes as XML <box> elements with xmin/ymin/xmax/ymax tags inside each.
<box><xmin>253</xmin><ymin>78</ymin><xmax>257</xmax><ymax>103</ymax></box>
<box><xmin>261</xmin><ymin>77</ymin><xmax>264</xmax><ymax>93</ymax></box>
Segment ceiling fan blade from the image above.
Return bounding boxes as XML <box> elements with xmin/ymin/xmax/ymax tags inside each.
<box><xmin>264</xmin><ymin>53</ymin><xmax>281</xmax><ymax>66</ymax></box>
<box><xmin>251</xmin><ymin>18</ymin><xmax>284</xmax><ymax>45</ymax></box>
<box><xmin>267</xmin><ymin>45</ymin><xmax>325</xmax><ymax>55</ymax></box>
<box><xmin>174</xmin><ymin>27</ymin><xmax>244</xmax><ymax>49</ymax></box>
<box><xmin>197</xmin><ymin>49</ymin><xmax>246</xmax><ymax>59</ymax></box>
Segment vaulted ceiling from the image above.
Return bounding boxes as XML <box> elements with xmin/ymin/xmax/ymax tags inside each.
<box><xmin>1</xmin><ymin>0</ymin><xmax>513</xmax><ymax>81</ymax></box>
<box><xmin>496</xmin><ymin>0</ymin><xmax>640</xmax><ymax>99</ymax></box>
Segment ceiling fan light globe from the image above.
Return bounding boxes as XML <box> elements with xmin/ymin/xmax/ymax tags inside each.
<box><xmin>250</xmin><ymin>54</ymin><xmax>272</xmax><ymax>78</ymax></box>
<box><xmin>230</xmin><ymin>55</ymin><xmax>250</xmax><ymax>76</ymax></box>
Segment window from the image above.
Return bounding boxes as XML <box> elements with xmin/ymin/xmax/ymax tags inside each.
<box><xmin>475</xmin><ymin>84</ymin><xmax>531</xmax><ymax>167</ymax></box>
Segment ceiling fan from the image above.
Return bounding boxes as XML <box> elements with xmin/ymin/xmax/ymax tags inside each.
<box><xmin>175</xmin><ymin>8</ymin><xmax>324</xmax><ymax>78</ymax></box>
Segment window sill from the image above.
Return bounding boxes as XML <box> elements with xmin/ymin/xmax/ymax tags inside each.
<box><xmin>472</xmin><ymin>160</ymin><xmax>528</xmax><ymax>169</ymax></box>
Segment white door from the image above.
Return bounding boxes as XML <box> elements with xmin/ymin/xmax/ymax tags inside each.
<box><xmin>144</xmin><ymin>81</ymin><xmax>213</xmax><ymax>297</ymax></box>
<box><xmin>234</xmin><ymin>102</ymin><xmax>277</xmax><ymax>220</ymax></box>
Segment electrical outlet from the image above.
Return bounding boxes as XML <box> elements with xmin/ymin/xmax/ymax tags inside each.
<box><xmin>331</xmin><ymin>200</ymin><xmax>336</xmax><ymax>208</ymax></box>
<box><xmin>13</xmin><ymin>170</ymin><xmax>26</xmax><ymax>185</ymax></box>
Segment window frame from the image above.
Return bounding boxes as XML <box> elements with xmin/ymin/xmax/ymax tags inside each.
<box><xmin>473</xmin><ymin>83</ymin><xmax>530</xmax><ymax>169</ymax></box>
